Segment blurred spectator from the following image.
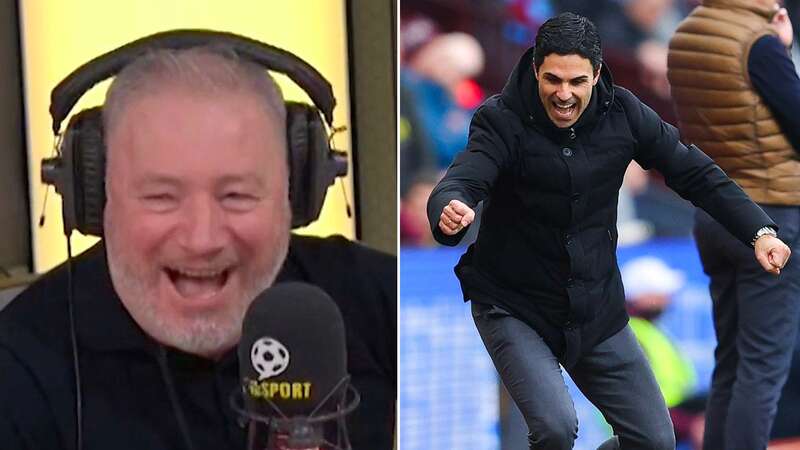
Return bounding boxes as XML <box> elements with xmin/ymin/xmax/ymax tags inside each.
<box><xmin>401</xmin><ymin>77</ymin><xmax>437</xmax><ymax>196</ymax></box>
<box><xmin>400</xmin><ymin>14</ymin><xmax>440</xmax><ymax>63</ymax></box>
<box><xmin>612</xmin><ymin>0</ymin><xmax>683</xmax><ymax>47</ymax></box>
<box><xmin>621</xmin><ymin>256</ymin><xmax>704</xmax><ymax>449</ymax></box>
<box><xmin>506</xmin><ymin>0</ymin><xmax>556</xmax><ymax>27</ymax></box>
<box><xmin>594</xmin><ymin>0</ymin><xmax>682</xmax><ymax>123</ymax></box>
<box><xmin>502</xmin><ymin>0</ymin><xmax>557</xmax><ymax>46</ymax></box>
<box><xmin>400</xmin><ymin>15</ymin><xmax>440</xmax><ymax>195</ymax></box>
<box><xmin>622</xmin><ymin>257</ymin><xmax>697</xmax><ymax>404</ymax></box>
<box><xmin>401</xmin><ymin>170</ymin><xmax>441</xmax><ymax>247</ymax></box>
<box><xmin>402</xmin><ymin>32</ymin><xmax>485</xmax><ymax>169</ymax></box>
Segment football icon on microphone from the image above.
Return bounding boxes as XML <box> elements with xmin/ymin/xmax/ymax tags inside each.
<box><xmin>251</xmin><ymin>337</ymin><xmax>290</xmax><ymax>380</ymax></box>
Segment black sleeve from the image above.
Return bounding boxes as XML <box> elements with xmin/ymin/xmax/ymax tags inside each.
<box><xmin>622</xmin><ymin>89</ymin><xmax>775</xmax><ymax>246</ymax></box>
<box><xmin>426</xmin><ymin>102</ymin><xmax>516</xmax><ymax>246</ymax></box>
<box><xmin>748</xmin><ymin>34</ymin><xmax>800</xmax><ymax>152</ymax></box>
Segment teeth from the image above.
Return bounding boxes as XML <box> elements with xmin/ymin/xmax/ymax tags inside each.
<box><xmin>168</xmin><ymin>267</ymin><xmax>229</xmax><ymax>299</ymax></box>
<box><xmin>174</xmin><ymin>268</ymin><xmax>226</xmax><ymax>278</ymax></box>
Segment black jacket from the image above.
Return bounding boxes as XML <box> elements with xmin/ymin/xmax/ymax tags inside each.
<box><xmin>0</xmin><ymin>235</ymin><xmax>396</xmax><ymax>450</ymax></box>
<box><xmin>427</xmin><ymin>47</ymin><xmax>773</xmax><ymax>368</ymax></box>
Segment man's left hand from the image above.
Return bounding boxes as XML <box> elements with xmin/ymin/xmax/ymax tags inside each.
<box><xmin>755</xmin><ymin>235</ymin><xmax>791</xmax><ymax>275</ymax></box>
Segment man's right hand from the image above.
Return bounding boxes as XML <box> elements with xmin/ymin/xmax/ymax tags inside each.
<box><xmin>773</xmin><ymin>7</ymin><xmax>794</xmax><ymax>49</ymax></box>
<box><xmin>438</xmin><ymin>200</ymin><xmax>475</xmax><ymax>235</ymax></box>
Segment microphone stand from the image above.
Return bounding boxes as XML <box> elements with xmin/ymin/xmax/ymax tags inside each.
<box><xmin>230</xmin><ymin>376</ymin><xmax>360</xmax><ymax>450</ymax></box>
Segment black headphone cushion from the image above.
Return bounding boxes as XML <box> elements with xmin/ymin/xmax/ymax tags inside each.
<box><xmin>68</xmin><ymin>107</ymin><xmax>106</xmax><ymax>236</ymax></box>
<box><xmin>286</xmin><ymin>101</ymin><xmax>331</xmax><ymax>228</ymax></box>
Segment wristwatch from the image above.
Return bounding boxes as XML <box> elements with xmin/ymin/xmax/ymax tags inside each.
<box><xmin>752</xmin><ymin>226</ymin><xmax>777</xmax><ymax>246</ymax></box>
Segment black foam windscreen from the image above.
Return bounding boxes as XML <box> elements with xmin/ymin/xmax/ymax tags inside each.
<box><xmin>238</xmin><ymin>282</ymin><xmax>347</xmax><ymax>418</ymax></box>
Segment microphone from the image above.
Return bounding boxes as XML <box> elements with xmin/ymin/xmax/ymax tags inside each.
<box><xmin>232</xmin><ymin>282</ymin><xmax>360</xmax><ymax>450</ymax></box>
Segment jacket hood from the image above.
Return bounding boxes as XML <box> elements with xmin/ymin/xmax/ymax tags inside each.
<box><xmin>499</xmin><ymin>47</ymin><xmax>615</xmax><ymax>133</ymax></box>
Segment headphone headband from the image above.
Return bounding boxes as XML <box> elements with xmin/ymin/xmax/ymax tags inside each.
<box><xmin>49</xmin><ymin>29</ymin><xmax>336</xmax><ymax>134</ymax></box>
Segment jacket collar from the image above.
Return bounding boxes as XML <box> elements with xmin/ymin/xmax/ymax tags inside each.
<box><xmin>703</xmin><ymin>0</ymin><xmax>777</xmax><ymax>20</ymax></box>
<box><xmin>499</xmin><ymin>47</ymin><xmax>615</xmax><ymax>138</ymax></box>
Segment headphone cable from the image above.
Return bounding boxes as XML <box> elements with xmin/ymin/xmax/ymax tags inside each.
<box><xmin>66</xmin><ymin>234</ymin><xmax>83</xmax><ymax>450</ymax></box>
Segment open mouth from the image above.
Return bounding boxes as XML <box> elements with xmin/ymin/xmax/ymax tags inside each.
<box><xmin>552</xmin><ymin>102</ymin><xmax>577</xmax><ymax>120</ymax></box>
<box><xmin>165</xmin><ymin>266</ymin><xmax>231</xmax><ymax>300</ymax></box>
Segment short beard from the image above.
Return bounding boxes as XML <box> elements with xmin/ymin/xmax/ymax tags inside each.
<box><xmin>104</xmin><ymin>209</ymin><xmax>290</xmax><ymax>359</ymax></box>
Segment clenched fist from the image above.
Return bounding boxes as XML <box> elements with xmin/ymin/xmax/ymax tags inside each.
<box><xmin>755</xmin><ymin>234</ymin><xmax>791</xmax><ymax>275</ymax></box>
<box><xmin>438</xmin><ymin>200</ymin><xmax>475</xmax><ymax>236</ymax></box>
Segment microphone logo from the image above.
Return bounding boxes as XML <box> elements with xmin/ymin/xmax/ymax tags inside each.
<box><xmin>251</xmin><ymin>337</ymin><xmax>290</xmax><ymax>380</ymax></box>
<box><xmin>248</xmin><ymin>337</ymin><xmax>311</xmax><ymax>401</ymax></box>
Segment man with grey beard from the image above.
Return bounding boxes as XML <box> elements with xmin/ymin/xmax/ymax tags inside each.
<box><xmin>0</xmin><ymin>47</ymin><xmax>395</xmax><ymax>450</ymax></box>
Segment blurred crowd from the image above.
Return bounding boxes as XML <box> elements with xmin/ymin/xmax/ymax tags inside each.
<box><xmin>400</xmin><ymin>1</ymin><xmax>800</xmax><ymax>448</ymax></box>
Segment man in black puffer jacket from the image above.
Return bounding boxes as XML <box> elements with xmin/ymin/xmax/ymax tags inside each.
<box><xmin>428</xmin><ymin>12</ymin><xmax>790</xmax><ymax>450</ymax></box>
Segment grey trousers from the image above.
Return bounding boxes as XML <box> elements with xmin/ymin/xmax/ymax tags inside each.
<box><xmin>472</xmin><ymin>301</ymin><xmax>675</xmax><ymax>450</ymax></box>
<box><xmin>695</xmin><ymin>206</ymin><xmax>800</xmax><ymax>450</ymax></box>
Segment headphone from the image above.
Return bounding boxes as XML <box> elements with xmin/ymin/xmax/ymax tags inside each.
<box><xmin>41</xmin><ymin>29</ymin><xmax>349</xmax><ymax>236</ymax></box>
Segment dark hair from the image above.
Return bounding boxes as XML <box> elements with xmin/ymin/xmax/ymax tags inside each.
<box><xmin>534</xmin><ymin>12</ymin><xmax>602</xmax><ymax>72</ymax></box>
